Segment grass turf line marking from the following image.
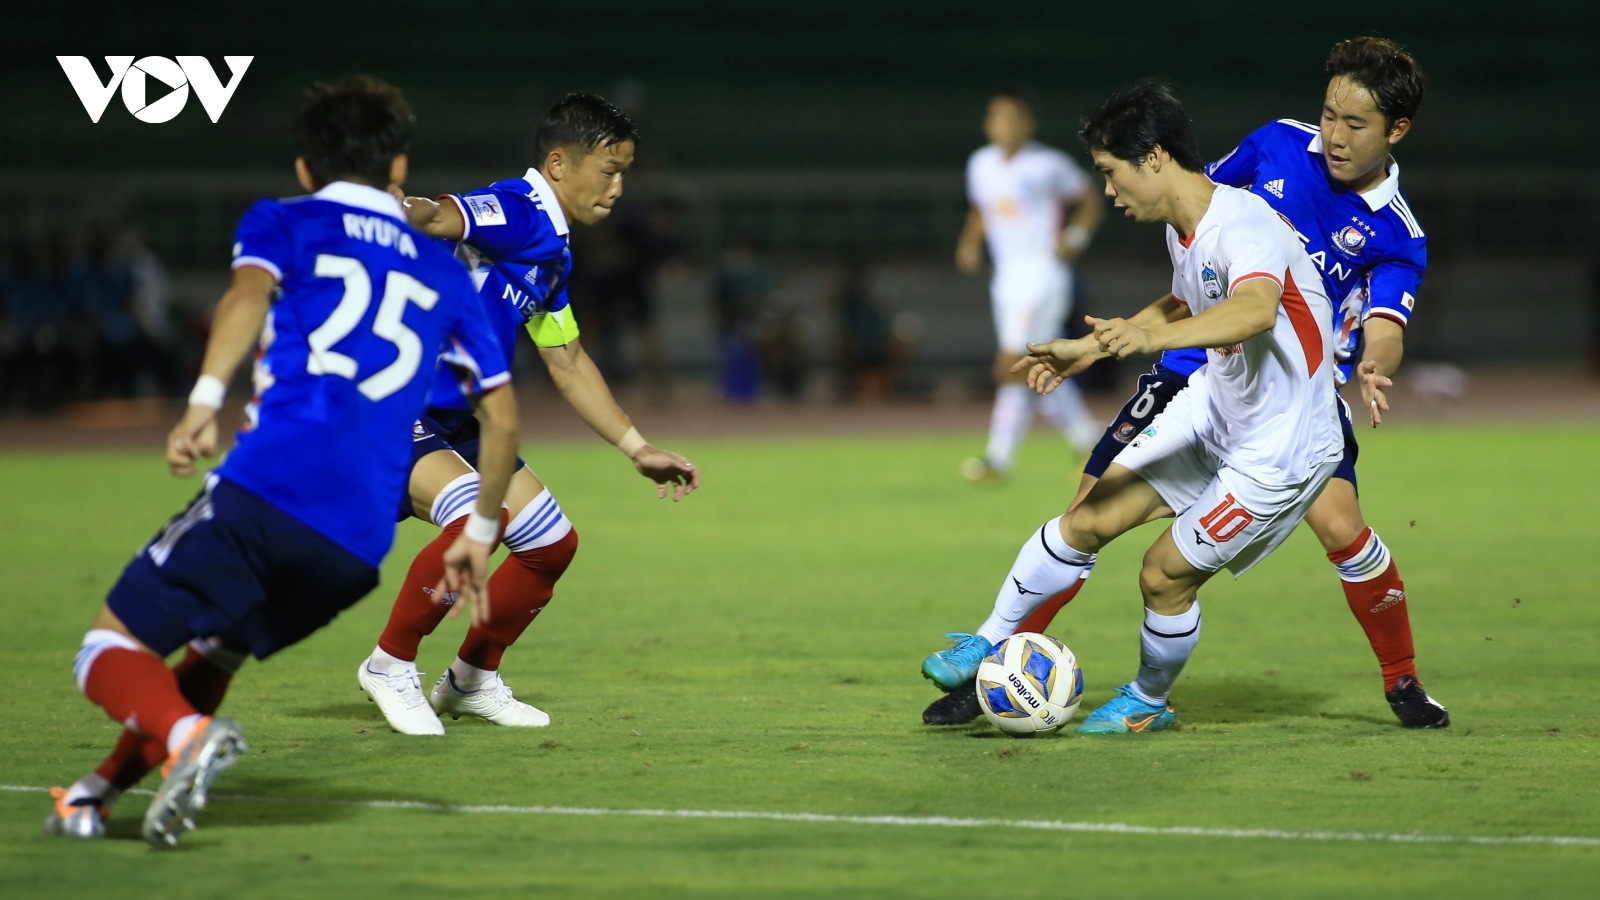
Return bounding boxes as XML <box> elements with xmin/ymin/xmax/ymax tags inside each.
<box><xmin>5</xmin><ymin>784</ymin><xmax>1598</xmax><ymax>847</ymax></box>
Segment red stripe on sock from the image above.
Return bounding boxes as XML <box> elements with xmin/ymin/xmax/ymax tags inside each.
<box><xmin>1335</xmin><ymin>561</ymin><xmax>1417</xmax><ymax>691</ymax></box>
<box><xmin>456</xmin><ymin>528</ymin><xmax>578</xmax><ymax>670</ymax></box>
<box><xmin>1016</xmin><ymin>578</ymin><xmax>1086</xmax><ymax>636</ymax></box>
<box><xmin>377</xmin><ymin>516</ymin><xmax>473</xmax><ymax>661</ymax></box>
<box><xmin>96</xmin><ymin>645</ymin><xmax>238</xmax><ymax>790</ymax></box>
<box><xmin>82</xmin><ymin>647</ymin><xmax>198</xmax><ymax>745</ymax></box>
<box><xmin>1326</xmin><ymin>526</ymin><xmax>1374</xmax><ymax>565</ymax></box>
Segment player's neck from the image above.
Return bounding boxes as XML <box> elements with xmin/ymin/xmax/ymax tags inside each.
<box><xmin>1164</xmin><ymin>171</ymin><xmax>1218</xmax><ymax>240</ymax></box>
<box><xmin>1345</xmin><ymin>155</ymin><xmax>1393</xmax><ymax>196</ymax></box>
<box><xmin>996</xmin><ymin>141</ymin><xmax>1027</xmax><ymax>159</ymax></box>
<box><xmin>540</xmin><ymin>166</ymin><xmax>578</xmax><ymax>223</ymax></box>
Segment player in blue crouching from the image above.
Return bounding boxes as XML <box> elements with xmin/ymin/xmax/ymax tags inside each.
<box><xmin>47</xmin><ymin>77</ymin><xmax>519</xmax><ymax>847</ymax></box>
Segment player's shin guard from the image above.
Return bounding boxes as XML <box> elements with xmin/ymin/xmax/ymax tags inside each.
<box><xmin>76</xmin><ymin>631</ymin><xmax>200</xmax><ymax>748</ymax></box>
<box><xmin>95</xmin><ymin>638</ymin><xmax>245</xmax><ymax>792</ymax></box>
<box><xmin>456</xmin><ymin>490</ymin><xmax>578</xmax><ymax>672</ymax></box>
<box><xmin>1132</xmin><ymin>602</ymin><xmax>1202</xmax><ymax>705</ymax></box>
<box><xmin>1015</xmin><ymin>558</ymin><xmax>1096</xmax><ymax>635</ymax></box>
<box><xmin>1329</xmin><ymin>527</ymin><xmax>1416</xmax><ymax>690</ymax></box>
<box><xmin>976</xmin><ymin>517</ymin><xmax>1093</xmax><ymax>645</ymax></box>
<box><xmin>376</xmin><ymin>472</ymin><xmax>495</xmax><ymax>662</ymax></box>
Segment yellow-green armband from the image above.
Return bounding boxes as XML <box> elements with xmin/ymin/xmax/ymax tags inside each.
<box><xmin>526</xmin><ymin>307</ymin><xmax>581</xmax><ymax>348</ymax></box>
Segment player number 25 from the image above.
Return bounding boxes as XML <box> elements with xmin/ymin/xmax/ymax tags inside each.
<box><xmin>307</xmin><ymin>254</ymin><xmax>440</xmax><ymax>401</ymax></box>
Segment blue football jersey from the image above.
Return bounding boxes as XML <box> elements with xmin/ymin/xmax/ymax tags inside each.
<box><xmin>425</xmin><ymin>168</ymin><xmax>578</xmax><ymax>411</ymax></box>
<box><xmin>219</xmin><ymin>181</ymin><xmax>510</xmax><ymax>567</ymax></box>
<box><xmin>1158</xmin><ymin>119</ymin><xmax>1427</xmax><ymax>380</ymax></box>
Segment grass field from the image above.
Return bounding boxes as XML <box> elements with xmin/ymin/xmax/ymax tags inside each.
<box><xmin>3</xmin><ymin>423</ymin><xmax>1599</xmax><ymax>898</ymax></box>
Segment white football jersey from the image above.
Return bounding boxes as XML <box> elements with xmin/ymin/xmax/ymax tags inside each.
<box><xmin>966</xmin><ymin>142</ymin><xmax>1090</xmax><ymax>270</ymax></box>
<box><xmin>1165</xmin><ymin>185</ymin><xmax>1341</xmax><ymax>486</ymax></box>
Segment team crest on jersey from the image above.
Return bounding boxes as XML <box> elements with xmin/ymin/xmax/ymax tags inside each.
<box><xmin>1333</xmin><ymin>225</ymin><xmax>1367</xmax><ymax>256</ymax></box>
<box><xmin>1200</xmin><ymin>263</ymin><xmax>1222</xmax><ymax>300</ymax></box>
<box><xmin>1115</xmin><ymin>421</ymin><xmax>1137</xmax><ymax>442</ymax></box>
<box><xmin>463</xmin><ymin>194</ymin><xmax>506</xmax><ymax>227</ymax></box>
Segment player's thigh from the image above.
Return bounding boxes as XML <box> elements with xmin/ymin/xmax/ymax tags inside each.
<box><xmin>1302</xmin><ymin>476</ymin><xmax>1366</xmax><ymax>552</ymax></box>
<box><xmin>409</xmin><ymin>448</ymin><xmax>476</xmax><ymax>522</ymax></box>
<box><xmin>504</xmin><ymin>465</ymin><xmax>549</xmax><ymax>518</ymax></box>
<box><xmin>1175</xmin><ymin>460</ymin><xmax>1339</xmax><ymax>578</ymax></box>
<box><xmin>1064</xmin><ymin>463</ymin><xmax>1173</xmax><ymax>550</ymax></box>
<box><xmin>1139</xmin><ymin>528</ymin><xmax>1213</xmax><ymax>615</ymax></box>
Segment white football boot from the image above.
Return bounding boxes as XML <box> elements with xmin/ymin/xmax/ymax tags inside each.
<box><xmin>430</xmin><ymin>669</ymin><xmax>551</xmax><ymax>727</ymax></box>
<box><xmin>358</xmin><ymin>659</ymin><xmax>446</xmax><ymax>735</ymax></box>
<box><xmin>44</xmin><ymin>786</ymin><xmax>115</xmax><ymax>839</ymax></box>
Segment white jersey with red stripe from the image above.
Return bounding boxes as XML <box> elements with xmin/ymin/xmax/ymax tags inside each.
<box><xmin>1164</xmin><ymin>184</ymin><xmax>1341</xmax><ymax>486</ymax></box>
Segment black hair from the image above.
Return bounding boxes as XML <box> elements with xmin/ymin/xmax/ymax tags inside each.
<box><xmin>1325</xmin><ymin>37</ymin><xmax>1426</xmax><ymax>127</ymax></box>
<box><xmin>1078</xmin><ymin>80</ymin><xmax>1204</xmax><ymax>173</ymax></box>
<box><xmin>533</xmin><ymin>92</ymin><xmax>640</xmax><ymax>161</ymax></box>
<box><xmin>293</xmin><ymin>76</ymin><xmax>413</xmax><ymax>188</ymax></box>
<box><xmin>990</xmin><ymin>86</ymin><xmax>1038</xmax><ymax>115</ymax></box>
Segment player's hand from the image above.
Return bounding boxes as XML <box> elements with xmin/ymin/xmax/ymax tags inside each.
<box><xmin>1055</xmin><ymin>237</ymin><xmax>1082</xmax><ymax>264</ymax></box>
<box><xmin>437</xmin><ymin>532</ymin><xmax>494</xmax><ymax>626</ymax></box>
<box><xmin>1357</xmin><ymin>359</ymin><xmax>1393</xmax><ymax>428</ymax></box>
<box><xmin>1088</xmin><ymin>315</ymin><xmax>1156</xmax><ymax>360</ymax></box>
<box><xmin>954</xmin><ymin>241</ymin><xmax>983</xmax><ymax>275</ymax></box>
<box><xmin>166</xmin><ymin>405</ymin><xmax>219</xmax><ymax>477</ymax></box>
<box><xmin>632</xmin><ymin>446</ymin><xmax>699</xmax><ymax>501</ymax></box>
<box><xmin>1009</xmin><ymin>338</ymin><xmax>1096</xmax><ymax>394</ymax></box>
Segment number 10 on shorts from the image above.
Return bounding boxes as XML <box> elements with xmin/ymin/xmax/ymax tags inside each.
<box><xmin>1198</xmin><ymin>493</ymin><xmax>1255</xmax><ymax>543</ymax></box>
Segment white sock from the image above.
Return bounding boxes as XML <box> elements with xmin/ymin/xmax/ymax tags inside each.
<box><xmin>449</xmin><ymin>657</ymin><xmax>496</xmax><ymax>690</ymax></box>
<box><xmin>984</xmin><ymin>384</ymin><xmax>1034</xmax><ymax>471</ymax></box>
<box><xmin>166</xmin><ymin>713</ymin><xmax>203</xmax><ymax>755</ymax></box>
<box><xmin>976</xmin><ymin>516</ymin><xmax>1095</xmax><ymax>644</ymax></box>
<box><xmin>1131</xmin><ymin>602</ymin><xmax>1202</xmax><ymax>705</ymax></box>
<box><xmin>1037</xmin><ymin>379</ymin><xmax>1101</xmax><ymax>451</ymax></box>
<box><xmin>368</xmin><ymin>645</ymin><xmax>414</xmax><ymax>671</ymax></box>
<box><xmin>65</xmin><ymin>773</ymin><xmax>113</xmax><ymax>806</ymax></box>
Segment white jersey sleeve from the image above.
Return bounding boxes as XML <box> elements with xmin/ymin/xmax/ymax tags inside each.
<box><xmin>1048</xmin><ymin>151</ymin><xmax>1090</xmax><ymax>206</ymax></box>
<box><xmin>1214</xmin><ymin>210</ymin><xmax>1296</xmax><ymax>297</ymax></box>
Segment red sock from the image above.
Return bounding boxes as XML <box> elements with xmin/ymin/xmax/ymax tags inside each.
<box><xmin>377</xmin><ymin>517</ymin><xmax>472</xmax><ymax>661</ymax></box>
<box><xmin>82</xmin><ymin>647</ymin><xmax>199</xmax><ymax>745</ymax></box>
<box><xmin>1016</xmin><ymin>578</ymin><xmax>1087</xmax><ymax>636</ymax></box>
<box><xmin>457</xmin><ymin>528</ymin><xmax>578</xmax><ymax>670</ymax></box>
<box><xmin>1328</xmin><ymin>527</ymin><xmax>1417</xmax><ymax>690</ymax></box>
<box><xmin>95</xmin><ymin>645</ymin><xmax>238</xmax><ymax>791</ymax></box>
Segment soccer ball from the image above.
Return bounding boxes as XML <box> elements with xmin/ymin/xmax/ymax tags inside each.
<box><xmin>975</xmin><ymin>632</ymin><xmax>1084</xmax><ymax>735</ymax></box>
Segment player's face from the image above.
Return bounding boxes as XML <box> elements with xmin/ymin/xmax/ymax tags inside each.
<box><xmin>564</xmin><ymin>140</ymin><xmax>635</xmax><ymax>226</ymax></box>
<box><xmin>984</xmin><ymin>98</ymin><xmax>1034</xmax><ymax>153</ymax></box>
<box><xmin>1091</xmin><ymin>148</ymin><xmax>1161</xmax><ymax>223</ymax></box>
<box><xmin>1320</xmin><ymin>76</ymin><xmax>1409</xmax><ymax>187</ymax></box>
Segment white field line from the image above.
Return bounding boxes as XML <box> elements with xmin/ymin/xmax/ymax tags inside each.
<box><xmin>5</xmin><ymin>783</ymin><xmax>1599</xmax><ymax>848</ymax></box>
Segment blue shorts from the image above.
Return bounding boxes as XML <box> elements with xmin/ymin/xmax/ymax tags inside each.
<box><xmin>400</xmin><ymin>406</ymin><xmax>527</xmax><ymax>521</ymax></box>
<box><xmin>108</xmin><ymin>475</ymin><xmax>380</xmax><ymax>660</ymax></box>
<box><xmin>1085</xmin><ymin>366</ymin><xmax>1360</xmax><ymax>491</ymax></box>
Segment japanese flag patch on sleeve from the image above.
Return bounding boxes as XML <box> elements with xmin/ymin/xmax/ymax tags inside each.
<box><xmin>463</xmin><ymin>194</ymin><xmax>506</xmax><ymax>227</ymax></box>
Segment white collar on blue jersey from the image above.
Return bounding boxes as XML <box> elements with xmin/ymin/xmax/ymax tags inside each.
<box><xmin>522</xmin><ymin>168</ymin><xmax>570</xmax><ymax>236</ymax></box>
<box><xmin>314</xmin><ymin>181</ymin><xmax>407</xmax><ymax>220</ymax></box>
<box><xmin>1305</xmin><ymin>133</ymin><xmax>1401</xmax><ymax>211</ymax></box>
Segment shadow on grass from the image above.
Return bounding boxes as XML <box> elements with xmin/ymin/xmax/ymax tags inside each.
<box><xmin>103</xmin><ymin>775</ymin><xmax>472</xmax><ymax>838</ymax></box>
<box><xmin>284</xmin><ymin>702</ymin><xmax>377</xmax><ymax>722</ymax></box>
<box><xmin>1172</xmin><ymin>677</ymin><xmax>1335</xmax><ymax>724</ymax></box>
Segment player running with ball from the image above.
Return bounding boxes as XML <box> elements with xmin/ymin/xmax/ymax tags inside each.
<box><xmin>924</xmin><ymin>80</ymin><xmax>1345</xmax><ymax>734</ymax></box>
<box><xmin>47</xmin><ymin>77</ymin><xmax>518</xmax><ymax>845</ymax></box>
<box><xmin>357</xmin><ymin>93</ymin><xmax>698</xmax><ymax>735</ymax></box>
<box><xmin>924</xmin><ymin>38</ymin><xmax>1448</xmax><ymax>730</ymax></box>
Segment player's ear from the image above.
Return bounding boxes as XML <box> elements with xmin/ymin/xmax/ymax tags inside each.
<box><xmin>1386</xmin><ymin>118</ymin><xmax>1411</xmax><ymax>147</ymax></box>
<box><xmin>294</xmin><ymin>157</ymin><xmax>317</xmax><ymax>193</ymax></box>
<box><xmin>544</xmin><ymin>149</ymin><xmax>564</xmax><ymax>183</ymax></box>
<box><xmin>388</xmin><ymin>153</ymin><xmax>409</xmax><ymax>192</ymax></box>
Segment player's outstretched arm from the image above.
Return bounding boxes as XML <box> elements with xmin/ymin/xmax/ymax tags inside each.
<box><xmin>1057</xmin><ymin>193</ymin><xmax>1104</xmax><ymax>263</ymax></box>
<box><xmin>439</xmin><ymin>382</ymin><xmax>520</xmax><ymax>626</ymax></box>
<box><xmin>166</xmin><ymin>266</ymin><xmax>275</xmax><ymax>477</ymax></box>
<box><xmin>390</xmin><ymin>190</ymin><xmax>467</xmax><ymax>241</ymax></box>
<box><xmin>1092</xmin><ymin>280</ymin><xmax>1277</xmax><ymax>360</ymax></box>
<box><xmin>538</xmin><ymin>339</ymin><xmax>699</xmax><ymax>501</ymax></box>
<box><xmin>1356</xmin><ymin>317</ymin><xmax>1404</xmax><ymax>427</ymax></box>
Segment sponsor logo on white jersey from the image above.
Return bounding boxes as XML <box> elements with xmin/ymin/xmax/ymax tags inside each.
<box><xmin>1263</xmin><ymin>178</ymin><xmax>1285</xmax><ymax>199</ymax></box>
<box><xmin>1201</xmin><ymin>262</ymin><xmax>1222</xmax><ymax>300</ymax></box>
<box><xmin>58</xmin><ymin>56</ymin><xmax>252</xmax><ymax>123</ymax></box>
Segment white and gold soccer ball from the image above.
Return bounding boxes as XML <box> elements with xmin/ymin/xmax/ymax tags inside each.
<box><xmin>975</xmin><ymin>632</ymin><xmax>1084</xmax><ymax>735</ymax></box>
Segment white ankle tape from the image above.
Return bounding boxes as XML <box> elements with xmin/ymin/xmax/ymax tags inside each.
<box><xmin>75</xmin><ymin>629</ymin><xmax>143</xmax><ymax>693</ymax></box>
<box><xmin>504</xmin><ymin>489</ymin><xmax>572</xmax><ymax>553</ymax></box>
<box><xmin>430</xmin><ymin>472</ymin><xmax>482</xmax><ymax>528</ymax></box>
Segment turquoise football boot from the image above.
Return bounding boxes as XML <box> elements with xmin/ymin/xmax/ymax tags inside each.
<box><xmin>1075</xmin><ymin>683</ymin><xmax>1176</xmax><ymax>734</ymax></box>
<box><xmin>921</xmin><ymin>633</ymin><xmax>993</xmax><ymax>692</ymax></box>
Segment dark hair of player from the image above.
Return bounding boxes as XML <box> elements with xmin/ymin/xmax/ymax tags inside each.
<box><xmin>991</xmin><ymin>86</ymin><xmax>1038</xmax><ymax>113</ymax></box>
<box><xmin>293</xmin><ymin>76</ymin><xmax>414</xmax><ymax>189</ymax></box>
<box><xmin>1325</xmin><ymin>37</ymin><xmax>1426</xmax><ymax>126</ymax></box>
<box><xmin>534</xmin><ymin>92</ymin><xmax>641</xmax><ymax>160</ymax></box>
<box><xmin>1078</xmin><ymin>80</ymin><xmax>1204</xmax><ymax>173</ymax></box>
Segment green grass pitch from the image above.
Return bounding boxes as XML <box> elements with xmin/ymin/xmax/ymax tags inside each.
<box><xmin>2</xmin><ymin>424</ymin><xmax>1599</xmax><ymax>897</ymax></box>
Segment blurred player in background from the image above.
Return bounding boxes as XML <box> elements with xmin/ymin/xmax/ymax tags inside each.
<box><xmin>48</xmin><ymin>77</ymin><xmax>518</xmax><ymax>846</ymax></box>
<box><xmin>358</xmin><ymin>93</ymin><xmax>699</xmax><ymax>735</ymax></box>
<box><xmin>924</xmin><ymin>38</ymin><xmax>1448</xmax><ymax>731</ymax></box>
<box><xmin>925</xmin><ymin>80</ymin><xmax>1343</xmax><ymax>734</ymax></box>
<box><xmin>958</xmin><ymin>89</ymin><xmax>1105</xmax><ymax>483</ymax></box>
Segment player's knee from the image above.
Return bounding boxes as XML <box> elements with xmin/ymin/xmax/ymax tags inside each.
<box><xmin>1138</xmin><ymin>549</ymin><xmax>1198</xmax><ymax>616</ymax></box>
<box><xmin>1311</xmin><ymin>509</ymin><xmax>1366</xmax><ymax>552</ymax></box>
<box><xmin>428</xmin><ymin>470</ymin><xmax>482</xmax><ymax>528</ymax></box>
<box><xmin>1060</xmin><ymin>507</ymin><xmax>1107</xmax><ymax>552</ymax></box>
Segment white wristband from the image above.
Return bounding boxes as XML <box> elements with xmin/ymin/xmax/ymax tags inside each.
<box><xmin>1062</xmin><ymin>224</ymin><xmax>1091</xmax><ymax>254</ymax></box>
<box><xmin>617</xmin><ymin>426</ymin><xmax>648</xmax><ymax>459</ymax></box>
<box><xmin>464</xmin><ymin>511</ymin><xmax>500</xmax><ymax>544</ymax></box>
<box><xmin>188</xmin><ymin>375</ymin><xmax>226</xmax><ymax>410</ymax></box>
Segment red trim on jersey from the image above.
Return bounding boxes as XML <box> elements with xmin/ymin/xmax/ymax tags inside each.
<box><xmin>1178</xmin><ymin>231</ymin><xmax>1196</xmax><ymax>248</ymax></box>
<box><xmin>441</xmin><ymin>194</ymin><xmax>472</xmax><ymax>241</ymax></box>
<box><xmin>1172</xmin><ymin>294</ymin><xmax>1189</xmax><ymax>306</ymax></box>
<box><xmin>1228</xmin><ymin>270</ymin><xmax>1283</xmax><ymax>292</ymax></box>
<box><xmin>1365</xmin><ymin>309</ymin><xmax>1410</xmax><ymax>329</ymax></box>
<box><xmin>1278</xmin><ymin>271</ymin><xmax>1324</xmax><ymax>377</ymax></box>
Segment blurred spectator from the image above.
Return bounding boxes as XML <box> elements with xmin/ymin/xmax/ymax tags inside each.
<box><xmin>757</xmin><ymin>300</ymin><xmax>808</xmax><ymax>401</ymax></box>
<box><xmin>711</xmin><ymin>241</ymin><xmax>771</xmax><ymax>403</ymax></box>
<box><xmin>567</xmin><ymin>196</ymin><xmax>676</xmax><ymax>400</ymax></box>
<box><xmin>1</xmin><ymin>233</ymin><xmax>73</xmax><ymax>411</ymax></box>
<box><xmin>832</xmin><ymin>252</ymin><xmax>901</xmax><ymax>401</ymax></box>
<box><xmin>69</xmin><ymin>222</ymin><xmax>139</xmax><ymax>397</ymax></box>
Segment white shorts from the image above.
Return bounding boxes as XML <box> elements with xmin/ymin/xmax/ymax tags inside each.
<box><xmin>990</xmin><ymin>262</ymin><xmax>1071</xmax><ymax>354</ymax></box>
<box><xmin>1112</xmin><ymin>385</ymin><xmax>1338</xmax><ymax>576</ymax></box>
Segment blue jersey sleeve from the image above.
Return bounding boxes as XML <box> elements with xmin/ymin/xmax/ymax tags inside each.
<box><xmin>438</xmin><ymin>274</ymin><xmax>513</xmax><ymax>396</ymax></box>
<box><xmin>1365</xmin><ymin>238</ymin><xmax>1426</xmax><ymax>328</ymax></box>
<box><xmin>231</xmin><ymin>199</ymin><xmax>293</xmax><ymax>282</ymax></box>
<box><xmin>1206</xmin><ymin>126</ymin><xmax>1266</xmax><ymax>189</ymax></box>
<box><xmin>445</xmin><ymin>185</ymin><xmax>553</xmax><ymax>264</ymax></box>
